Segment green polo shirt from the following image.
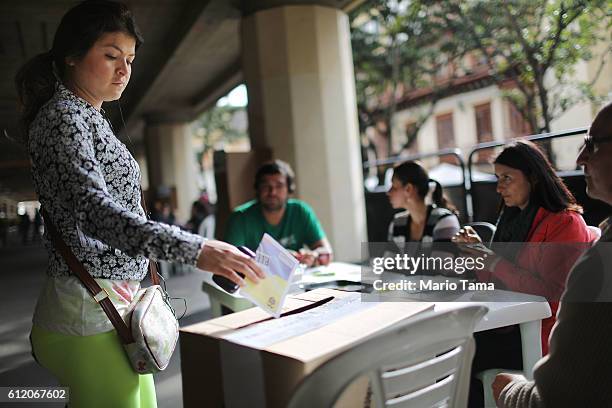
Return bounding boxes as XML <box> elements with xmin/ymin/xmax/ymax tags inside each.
<box><xmin>224</xmin><ymin>199</ymin><xmax>326</xmax><ymax>251</ymax></box>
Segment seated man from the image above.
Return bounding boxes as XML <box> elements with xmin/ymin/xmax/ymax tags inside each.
<box><xmin>225</xmin><ymin>159</ymin><xmax>332</xmax><ymax>266</ymax></box>
<box><xmin>493</xmin><ymin>102</ymin><xmax>612</xmax><ymax>407</ymax></box>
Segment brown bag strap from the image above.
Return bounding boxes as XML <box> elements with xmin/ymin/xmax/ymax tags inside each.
<box><xmin>41</xmin><ymin>208</ymin><xmax>134</xmax><ymax>344</ymax></box>
<box><xmin>139</xmin><ymin>190</ymin><xmax>160</xmax><ymax>286</ymax></box>
<box><xmin>41</xmin><ymin>188</ymin><xmax>163</xmax><ymax>344</ymax></box>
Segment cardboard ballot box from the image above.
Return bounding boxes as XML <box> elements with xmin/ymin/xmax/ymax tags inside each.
<box><xmin>180</xmin><ymin>288</ymin><xmax>432</xmax><ymax>408</ymax></box>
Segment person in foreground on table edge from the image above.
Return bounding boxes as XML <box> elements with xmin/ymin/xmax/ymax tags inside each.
<box><xmin>492</xmin><ymin>102</ymin><xmax>612</xmax><ymax>407</ymax></box>
<box><xmin>225</xmin><ymin>159</ymin><xmax>333</xmax><ymax>267</ymax></box>
<box><xmin>17</xmin><ymin>2</ymin><xmax>264</xmax><ymax>407</ymax></box>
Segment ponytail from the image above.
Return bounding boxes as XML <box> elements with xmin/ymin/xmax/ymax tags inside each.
<box><xmin>392</xmin><ymin>160</ymin><xmax>458</xmax><ymax>214</ymax></box>
<box><xmin>15</xmin><ymin>51</ymin><xmax>58</xmax><ymax>141</ymax></box>
<box><xmin>430</xmin><ymin>178</ymin><xmax>458</xmax><ymax>214</ymax></box>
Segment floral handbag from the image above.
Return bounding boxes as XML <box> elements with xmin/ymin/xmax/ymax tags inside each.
<box><xmin>42</xmin><ymin>208</ymin><xmax>179</xmax><ymax>374</ymax></box>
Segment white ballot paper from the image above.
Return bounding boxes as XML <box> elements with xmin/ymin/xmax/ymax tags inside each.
<box><xmin>239</xmin><ymin>233</ymin><xmax>299</xmax><ymax>317</ymax></box>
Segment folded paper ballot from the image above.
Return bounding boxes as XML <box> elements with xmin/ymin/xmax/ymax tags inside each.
<box><xmin>239</xmin><ymin>233</ymin><xmax>299</xmax><ymax>317</ymax></box>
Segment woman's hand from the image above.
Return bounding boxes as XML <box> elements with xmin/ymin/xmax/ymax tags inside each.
<box><xmin>460</xmin><ymin>243</ymin><xmax>500</xmax><ymax>268</ymax></box>
<box><xmin>196</xmin><ymin>240</ymin><xmax>265</xmax><ymax>287</ymax></box>
<box><xmin>452</xmin><ymin>228</ymin><xmax>499</xmax><ymax>270</ymax></box>
<box><xmin>452</xmin><ymin>226</ymin><xmax>483</xmax><ymax>244</ymax></box>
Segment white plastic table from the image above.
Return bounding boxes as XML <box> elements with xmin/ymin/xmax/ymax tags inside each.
<box><xmin>201</xmin><ymin>262</ymin><xmax>551</xmax><ymax>378</ymax></box>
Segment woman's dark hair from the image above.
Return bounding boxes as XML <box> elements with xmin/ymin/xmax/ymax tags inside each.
<box><xmin>254</xmin><ymin>160</ymin><xmax>296</xmax><ymax>194</ymax></box>
<box><xmin>392</xmin><ymin>161</ymin><xmax>457</xmax><ymax>213</ymax></box>
<box><xmin>15</xmin><ymin>0</ymin><xmax>143</xmax><ymax>139</ymax></box>
<box><xmin>494</xmin><ymin>140</ymin><xmax>582</xmax><ymax>213</ymax></box>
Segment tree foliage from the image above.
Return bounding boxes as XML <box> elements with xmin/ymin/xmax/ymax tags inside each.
<box><xmin>433</xmin><ymin>0</ymin><xmax>611</xmax><ymax>133</ymax></box>
<box><xmin>351</xmin><ymin>0</ymin><xmax>462</xmax><ymax>158</ymax></box>
<box><xmin>192</xmin><ymin>105</ymin><xmax>248</xmax><ymax>167</ymax></box>
<box><xmin>351</xmin><ymin>0</ymin><xmax>611</xmax><ymax>160</ymax></box>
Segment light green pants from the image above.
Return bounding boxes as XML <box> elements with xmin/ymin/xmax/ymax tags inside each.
<box><xmin>30</xmin><ymin>325</ymin><xmax>157</xmax><ymax>408</ymax></box>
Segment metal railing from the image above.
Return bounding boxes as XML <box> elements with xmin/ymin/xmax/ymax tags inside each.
<box><xmin>362</xmin><ymin>127</ymin><xmax>589</xmax><ymax>223</ymax></box>
<box><xmin>363</xmin><ymin>148</ymin><xmax>469</xmax><ymax>220</ymax></box>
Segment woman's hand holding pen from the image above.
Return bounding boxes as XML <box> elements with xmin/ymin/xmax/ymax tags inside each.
<box><xmin>196</xmin><ymin>240</ymin><xmax>265</xmax><ymax>287</ymax></box>
<box><xmin>452</xmin><ymin>227</ymin><xmax>500</xmax><ymax>269</ymax></box>
<box><xmin>451</xmin><ymin>226</ymin><xmax>482</xmax><ymax>244</ymax></box>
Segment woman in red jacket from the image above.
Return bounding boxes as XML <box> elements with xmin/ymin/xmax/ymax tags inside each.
<box><xmin>456</xmin><ymin>140</ymin><xmax>593</xmax><ymax>350</ymax></box>
<box><xmin>455</xmin><ymin>140</ymin><xmax>594</xmax><ymax>407</ymax></box>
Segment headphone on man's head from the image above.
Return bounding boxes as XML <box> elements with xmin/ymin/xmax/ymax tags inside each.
<box><xmin>254</xmin><ymin>159</ymin><xmax>296</xmax><ymax>194</ymax></box>
<box><xmin>286</xmin><ymin>172</ymin><xmax>296</xmax><ymax>194</ymax></box>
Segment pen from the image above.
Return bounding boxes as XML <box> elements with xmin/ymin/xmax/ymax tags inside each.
<box><xmin>237</xmin><ymin>245</ymin><xmax>256</xmax><ymax>259</ymax></box>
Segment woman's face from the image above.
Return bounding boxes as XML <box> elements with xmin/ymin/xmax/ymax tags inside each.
<box><xmin>387</xmin><ymin>177</ymin><xmax>412</xmax><ymax>209</ymax></box>
<box><xmin>494</xmin><ymin>163</ymin><xmax>531</xmax><ymax>209</ymax></box>
<box><xmin>66</xmin><ymin>31</ymin><xmax>136</xmax><ymax>110</ymax></box>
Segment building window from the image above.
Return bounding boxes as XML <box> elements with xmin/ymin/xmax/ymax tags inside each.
<box><xmin>436</xmin><ymin>112</ymin><xmax>455</xmax><ymax>164</ymax></box>
<box><xmin>508</xmin><ymin>102</ymin><xmax>532</xmax><ymax>139</ymax></box>
<box><xmin>475</xmin><ymin>102</ymin><xmax>493</xmax><ymax>163</ymax></box>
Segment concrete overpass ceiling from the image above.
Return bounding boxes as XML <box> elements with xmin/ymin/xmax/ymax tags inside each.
<box><xmin>131</xmin><ymin>0</ymin><xmax>363</xmax><ymax>125</ymax></box>
<box><xmin>0</xmin><ymin>0</ymin><xmax>242</xmax><ymax>200</ymax></box>
<box><xmin>125</xmin><ymin>0</ymin><xmax>244</xmax><ymax>126</ymax></box>
<box><xmin>236</xmin><ymin>0</ymin><xmax>363</xmax><ymax>15</ymax></box>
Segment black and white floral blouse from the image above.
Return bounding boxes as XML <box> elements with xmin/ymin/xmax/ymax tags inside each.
<box><xmin>28</xmin><ymin>83</ymin><xmax>205</xmax><ymax>281</ymax></box>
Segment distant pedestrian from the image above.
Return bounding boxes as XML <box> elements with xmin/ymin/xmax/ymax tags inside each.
<box><xmin>18</xmin><ymin>212</ymin><xmax>31</xmax><ymax>245</ymax></box>
<box><xmin>33</xmin><ymin>209</ymin><xmax>43</xmax><ymax>241</ymax></box>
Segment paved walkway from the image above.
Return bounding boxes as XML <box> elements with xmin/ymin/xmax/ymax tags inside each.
<box><xmin>0</xmin><ymin>234</ymin><xmax>213</xmax><ymax>408</ymax></box>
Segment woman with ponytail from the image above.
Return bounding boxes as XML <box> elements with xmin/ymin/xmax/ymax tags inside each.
<box><xmin>17</xmin><ymin>1</ymin><xmax>263</xmax><ymax>407</ymax></box>
<box><xmin>386</xmin><ymin>161</ymin><xmax>460</xmax><ymax>243</ymax></box>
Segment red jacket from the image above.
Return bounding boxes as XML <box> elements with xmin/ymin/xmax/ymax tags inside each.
<box><xmin>477</xmin><ymin>208</ymin><xmax>595</xmax><ymax>355</ymax></box>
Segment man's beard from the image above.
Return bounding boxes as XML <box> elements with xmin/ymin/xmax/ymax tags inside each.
<box><xmin>261</xmin><ymin>198</ymin><xmax>286</xmax><ymax>212</ymax></box>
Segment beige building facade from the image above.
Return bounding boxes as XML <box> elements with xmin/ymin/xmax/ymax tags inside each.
<box><xmin>390</xmin><ymin>52</ymin><xmax>612</xmax><ymax>173</ymax></box>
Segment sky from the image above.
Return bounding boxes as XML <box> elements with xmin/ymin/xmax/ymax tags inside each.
<box><xmin>216</xmin><ymin>84</ymin><xmax>248</xmax><ymax>107</ymax></box>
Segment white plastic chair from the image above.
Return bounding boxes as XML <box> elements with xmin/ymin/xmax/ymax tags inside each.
<box><xmin>158</xmin><ymin>260</ymin><xmax>175</xmax><ymax>279</ymax></box>
<box><xmin>464</xmin><ymin>222</ymin><xmax>497</xmax><ymax>246</ymax></box>
<box><xmin>288</xmin><ymin>305</ymin><xmax>488</xmax><ymax>408</ymax></box>
<box><xmin>476</xmin><ymin>320</ymin><xmax>542</xmax><ymax>408</ymax></box>
<box><xmin>197</xmin><ymin>215</ymin><xmax>215</xmax><ymax>239</ymax></box>
<box><xmin>174</xmin><ymin>215</ymin><xmax>216</xmax><ymax>275</ymax></box>
<box><xmin>587</xmin><ymin>225</ymin><xmax>601</xmax><ymax>243</ymax></box>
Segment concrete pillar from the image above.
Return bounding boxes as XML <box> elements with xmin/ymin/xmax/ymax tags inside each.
<box><xmin>242</xmin><ymin>5</ymin><xmax>367</xmax><ymax>262</ymax></box>
<box><xmin>144</xmin><ymin>120</ymin><xmax>200</xmax><ymax>223</ymax></box>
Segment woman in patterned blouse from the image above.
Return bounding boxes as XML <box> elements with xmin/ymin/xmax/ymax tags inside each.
<box><xmin>15</xmin><ymin>1</ymin><xmax>263</xmax><ymax>407</ymax></box>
